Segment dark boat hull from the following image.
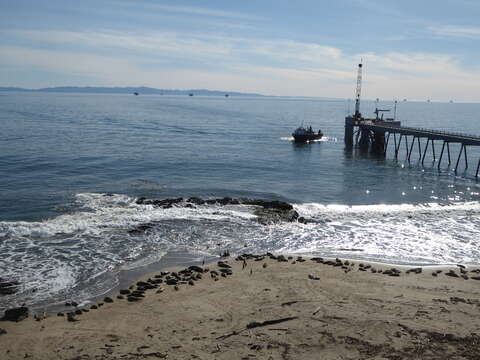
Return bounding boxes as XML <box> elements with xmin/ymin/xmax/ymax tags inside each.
<box><xmin>292</xmin><ymin>134</ymin><xmax>323</xmax><ymax>142</ymax></box>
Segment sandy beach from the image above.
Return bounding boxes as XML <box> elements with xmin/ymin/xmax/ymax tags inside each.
<box><xmin>1</xmin><ymin>255</ymin><xmax>480</xmax><ymax>359</ymax></box>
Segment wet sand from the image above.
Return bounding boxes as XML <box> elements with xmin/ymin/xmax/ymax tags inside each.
<box><xmin>1</xmin><ymin>255</ymin><xmax>480</xmax><ymax>359</ymax></box>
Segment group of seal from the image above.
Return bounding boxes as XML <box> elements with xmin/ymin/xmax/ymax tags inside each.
<box><xmin>3</xmin><ymin>253</ymin><xmax>480</xmax><ymax>323</ymax></box>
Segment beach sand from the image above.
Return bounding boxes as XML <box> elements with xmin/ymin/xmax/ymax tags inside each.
<box><xmin>1</xmin><ymin>255</ymin><xmax>480</xmax><ymax>359</ymax></box>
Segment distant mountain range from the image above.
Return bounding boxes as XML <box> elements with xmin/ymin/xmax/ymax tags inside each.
<box><xmin>0</xmin><ymin>86</ymin><xmax>264</xmax><ymax>97</ymax></box>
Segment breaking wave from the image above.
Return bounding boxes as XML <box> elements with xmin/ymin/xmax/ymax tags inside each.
<box><xmin>1</xmin><ymin>192</ymin><xmax>479</xmax><ymax>309</ymax></box>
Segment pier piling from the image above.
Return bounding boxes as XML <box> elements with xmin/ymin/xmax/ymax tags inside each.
<box><xmin>345</xmin><ymin>116</ymin><xmax>480</xmax><ymax>177</ymax></box>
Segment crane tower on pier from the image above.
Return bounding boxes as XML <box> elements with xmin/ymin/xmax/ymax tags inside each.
<box><xmin>354</xmin><ymin>62</ymin><xmax>363</xmax><ymax>120</ymax></box>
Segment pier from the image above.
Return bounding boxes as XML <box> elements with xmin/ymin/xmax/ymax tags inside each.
<box><xmin>344</xmin><ymin>62</ymin><xmax>480</xmax><ymax>177</ymax></box>
<box><xmin>345</xmin><ymin>116</ymin><xmax>480</xmax><ymax>177</ymax></box>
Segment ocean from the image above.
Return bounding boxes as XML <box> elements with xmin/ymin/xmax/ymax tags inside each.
<box><xmin>1</xmin><ymin>92</ymin><xmax>480</xmax><ymax>310</ymax></box>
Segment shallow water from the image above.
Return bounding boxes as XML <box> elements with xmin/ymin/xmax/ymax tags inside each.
<box><xmin>1</xmin><ymin>92</ymin><xmax>480</xmax><ymax>309</ymax></box>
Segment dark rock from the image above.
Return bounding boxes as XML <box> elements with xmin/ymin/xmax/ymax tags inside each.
<box><xmin>1</xmin><ymin>307</ymin><xmax>29</xmax><ymax>322</ymax></box>
<box><xmin>82</xmin><ymin>309</ymin><xmax>89</xmax><ymax>313</ymax></box>
<box><xmin>71</xmin><ymin>301</ymin><xmax>78</xmax><ymax>307</ymax></box>
<box><xmin>254</xmin><ymin>207</ymin><xmax>299</xmax><ymax>225</ymax></box>
<box><xmin>119</xmin><ymin>289</ymin><xmax>131</xmax><ymax>295</ymax></box>
<box><xmin>75</xmin><ymin>309</ymin><xmax>82</xmax><ymax>315</ymax></box>
<box><xmin>135</xmin><ymin>197</ymin><xmax>147</xmax><ymax>204</ymax></box>
<box><xmin>166</xmin><ymin>279</ymin><xmax>178</xmax><ymax>285</ymax></box>
<box><xmin>187</xmin><ymin>197</ymin><xmax>205</xmax><ymax>205</ymax></box>
<box><xmin>242</xmin><ymin>199</ymin><xmax>293</xmax><ymax>211</ymax></box>
<box><xmin>104</xmin><ymin>297</ymin><xmax>113</xmax><ymax>303</ymax></box>
<box><xmin>0</xmin><ymin>328</ymin><xmax>6</xmax><ymax>335</ymax></box>
<box><xmin>471</xmin><ymin>276</ymin><xmax>480</xmax><ymax>280</ymax></box>
<box><xmin>127</xmin><ymin>296</ymin><xmax>141</xmax><ymax>302</ymax></box>
<box><xmin>218</xmin><ymin>197</ymin><xmax>233</xmax><ymax>205</ymax></box>
<box><xmin>57</xmin><ymin>312</ymin><xmax>64</xmax><ymax>317</ymax></box>
<box><xmin>117</xmin><ymin>295</ymin><xmax>124</xmax><ymax>300</ymax></box>
<box><xmin>277</xmin><ymin>255</ymin><xmax>288</xmax><ymax>262</ymax></box>
<box><xmin>188</xmin><ymin>280</ymin><xmax>195</xmax><ymax>286</ymax></box>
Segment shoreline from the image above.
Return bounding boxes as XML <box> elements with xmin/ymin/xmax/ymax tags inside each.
<box><xmin>3</xmin><ymin>250</ymin><xmax>480</xmax><ymax>315</ymax></box>
<box><xmin>1</xmin><ymin>254</ymin><xmax>480</xmax><ymax>359</ymax></box>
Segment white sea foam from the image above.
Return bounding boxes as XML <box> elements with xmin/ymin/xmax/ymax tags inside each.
<box><xmin>1</xmin><ymin>192</ymin><xmax>479</xmax><ymax>309</ymax></box>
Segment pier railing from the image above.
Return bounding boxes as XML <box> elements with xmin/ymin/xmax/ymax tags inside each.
<box><xmin>351</xmin><ymin>121</ymin><xmax>480</xmax><ymax>177</ymax></box>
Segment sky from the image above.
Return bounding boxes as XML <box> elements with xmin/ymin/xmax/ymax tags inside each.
<box><xmin>1</xmin><ymin>0</ymin><xmax>480</xmax><ymax>101</ymax></box>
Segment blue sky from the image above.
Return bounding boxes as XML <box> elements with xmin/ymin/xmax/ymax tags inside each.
<box><xmin>1</xmin><ymin>0</ymin><xmax>480</xmax><ymax>101</ymax></box>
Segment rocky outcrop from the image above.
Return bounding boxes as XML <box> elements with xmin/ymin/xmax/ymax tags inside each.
<box><xmin>133</xmin><ymin>196</ymin><xmax>299</xmax><ymax>225</ymax></box>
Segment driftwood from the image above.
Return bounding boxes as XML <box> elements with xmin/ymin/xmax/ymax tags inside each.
<box><xmin>246</xmin><ymin>316</ymin><xmax>298</xmax><ymax>329</ymax></box>
<box><xmin>281</xmin><ymin>301</ymin><xmax>299</xmax><ymax>306</ymax></box>
<box><xmin>216</xmin><ymin>316</ymin><xmax>299</xmax><ymax>340</ymax></box>
<box><xmin>312</xmin><ymin>306</ymin><xmax>322</xmax><ymax>315</ymax></box>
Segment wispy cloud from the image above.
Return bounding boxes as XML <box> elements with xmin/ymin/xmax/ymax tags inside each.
<box><xmin>2</xmin><ymin>28</ymin><xmax>480</xmax><ymax>100</ymax></box>
<box><xmin>5</xmin><ymin>29</ymin><xmax>343</xmax><ymax>68</ymax></box>
<box><xmin>110</xmin><ymin>1</ymin><xmax>266</xmax><ymax>21</ymax></box>
<box><xmin>429</xmin><ymin>25</ymin><xmax>480</xmax><ymax>39</ymax></box>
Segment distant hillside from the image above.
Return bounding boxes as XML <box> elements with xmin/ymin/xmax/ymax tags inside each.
<box><xmin>0</xmin><ymin>86</ymin><xmax>264</xmax><ymax>97</ymax></box>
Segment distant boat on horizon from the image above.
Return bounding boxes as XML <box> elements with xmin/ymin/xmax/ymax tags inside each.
<box><xmin>133</xmin><ymin>92</ymin><xmax>139</xmax><ymax>96</ymax></box>
<box><xmin>189</xmin><ymin>93</ymin><xmax>194</xmax><ymax>97</ymax></box>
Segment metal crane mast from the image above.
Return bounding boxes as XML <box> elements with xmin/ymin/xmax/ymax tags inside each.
<box><xmin>354</xmin><ymin>62</ymin><xmax>363</xmax><ymax>120</ymax></box>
